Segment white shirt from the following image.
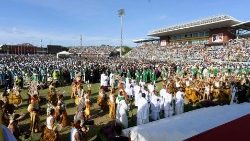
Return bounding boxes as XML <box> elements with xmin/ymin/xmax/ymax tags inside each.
<box><xmin>70</xmin><ymin>127</ymin><xmax>77</xmax><ymax>141</ymax></box>
<box><xmin>148</xmin><ymin>84</ymin><xmax>155</xmax><ymax>93</ymax></box>
<box><xmin>102</xmin><ymin>75</ymin><xmax>109</xmax><ymax>86</ymax></box>
<box><xmin>159</xmin><ymin>89</ymin><xmax>166</xmax><ymax>98</ymax></box>
<box><xmin>109</xmin><ymin>73</ymin><xmax>114</xmax><ymax>86</ymax></box>
<box><xmin>46</xmin><ymin>116</ymin><xmax>54</xmax><ymax>130</ymax></box>
<box><xmin>137</xmin><ymin>97</ymin><xmax>149</xmax><ymax>120</ymax></box>
<box><xmin>176</xmin><ymin>91</ymin><xmax>184</xmax><ymax>103</ymax></box>
<box><xmin>150</xmin><ymin>94</ymin><xmax>161</xmax><ymax>112</ymax></box>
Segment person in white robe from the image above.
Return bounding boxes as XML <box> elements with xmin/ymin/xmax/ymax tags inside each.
<box><xmin>116</xmin><ymin>94</ymin><xmax>128</xmax><ymax>128</ymax></box>
<box><xmin>125</xmin><ymin>85</ymin><xmax>134</xmax><ymax>100</ymax></box>
<box><xmin>204</xmin><ymin>83</ymin><xmax>210</xmax><ymax>100</ymax></box>
<box><xmin>159</xmin><ymin>86</ymin><xmax>166</xmax><ymax>98</ymax></box>
<box><xmin>125</xmin><ymin>78</ymin><xmax>131</xmax><ymax>90</ymax></box>
<box><xmin>203</xmin><ymin>67</ymin><xmax>209</xmax><ymax>79</ymax></box>
<box><xmin>150</xmin><ymin>93</ymin><xmax>161</xmax><ymax>121</ymax></box>
<box><xmin>147</xmin><ymin>83</ymin><xmax>155</xmax><ymax>94</ymax></box>
<box><xmin>159</xmin><ymin>86</ymin><xmax>167</xmax><ymax>115</ymax></box>
<box><xmin>134</xmin><ymin>84</ymin><xmax>141</xmax><ymax>107</ymax></box>
<box><xmin>163</xmin><ymin>89</ymin><xmax>174</xmax><ymax>117</ymax></box>
<box><xmin>109</xmin><ymin>72</ymin><xmax>114</xmax><ymax>88</ymax></box>
<box><xmin>100</xmin><ymin>73</ymin><xmax>105</xmax><ymax>87</ymax></box>
<box><xmin>103</xmin><ymin>74</ymin><xmax>109</xmax><ymax>87</ymax></box>
<box><xmin>137</xmin><ymin>93</ymin><xmax>150</xmax><ymax>125</ymax></box>
<box><xmin>175</xmin><ymin>88</ymin><xmax>185</xmax><ymax>115</ymax></box>
<box><xmin>142</xmin><ymin>87</ymin><xmax>150</xmax><ymax>102</ymax></box>
<box><xmin>230</xmin><ymin>85</ymin><xmax>237</xmax><ymax>104</ymax></box>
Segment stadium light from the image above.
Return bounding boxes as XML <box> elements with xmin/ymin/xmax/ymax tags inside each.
<box><xmin>118</xmin><ymin>9</ymin><xmax>125</xmax><ymax>57</ymax></box>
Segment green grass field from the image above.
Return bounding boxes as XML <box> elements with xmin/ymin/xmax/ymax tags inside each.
<box><xmin>1</xmin><ymin>80</ymin><xmax>208</xmax><ymax>141</ymax></box>
<box><xmin>0</xmin><ymin>81</ymin><xmax>165</xmax><ymax>141</ymax></box>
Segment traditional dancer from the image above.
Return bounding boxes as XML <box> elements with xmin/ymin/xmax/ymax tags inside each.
<box><xmin>40</xmin><ymin>108</ymin><xmax>60</xmax><ymax>141</ymax></box>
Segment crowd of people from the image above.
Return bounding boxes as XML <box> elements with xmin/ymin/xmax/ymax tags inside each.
<box><xmin>0</xmin><ymin>38</ymin><xmax>250</xmax><ymax>141</ymax></box>
<box><xmin>126</xmin><ymin>38</ymin><xmax>250</xmax><ymax>62</ymax></box>
<box><xmin>68</xmin><ymin>45</ymin><xmax>118</xmax><ymax>57</ymax></box>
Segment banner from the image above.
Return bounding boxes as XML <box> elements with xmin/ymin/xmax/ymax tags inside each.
<box><xmin>160</xmin><ymin>40</ymin><xmax>167</xmax><ymax>46</ymax></box>
<box><xmin>212</xmin><ymin>33</ymin><xmax>223</xmax><ymax>43</ymax></box>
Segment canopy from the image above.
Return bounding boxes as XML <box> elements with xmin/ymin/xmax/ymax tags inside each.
<box><xmin>56</xmin><ymin>51</ymin><xmax>72</xmax><ymax>58</ymax></box>
<box><xmin>122</xmin><ymin>103</ymin><xmax>250</xmax><ymax>141</ymax></box>
<box><xmin>232</xmin><ymin>21</ymin><xmax>250</xmax><ymax>30</ymax></box>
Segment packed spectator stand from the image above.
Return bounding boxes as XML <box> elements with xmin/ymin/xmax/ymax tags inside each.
<box><xmin>68</xmin><ymin>45</ymin><xmax>118</xmax><ymax>57</ymax></box>
<box><xmin>126</xmin><ymin>38</ymin><xmax>250</xmax><ymax>63</ymax></box>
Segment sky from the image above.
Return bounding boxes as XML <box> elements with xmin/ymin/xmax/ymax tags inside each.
<box><xmin>0</xmin><ymin>0</ymin><xmax>249</xmax><ymax>47</ymax></box>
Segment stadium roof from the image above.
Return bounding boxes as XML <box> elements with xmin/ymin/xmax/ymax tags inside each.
<box><xmin>148</xmin><ymin>15</ymin><xmax>241</xmax><ymax>37</ymax></box>
<box><xmin>133</xmin><ymin>38</ymin><xmax>159</xmax><ymax>43</ymax></box>
<box><xmin>232</xmin><ymin>21</ymin><xmax>250</xmax><ymax>30</ymax></box>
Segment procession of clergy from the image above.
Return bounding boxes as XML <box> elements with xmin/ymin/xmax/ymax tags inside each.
<box><xmin>1</xmin><ymin>62</ymin><xmax>250</xmax><ymax>141</ymax></box>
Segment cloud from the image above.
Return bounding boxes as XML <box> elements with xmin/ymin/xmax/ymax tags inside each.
<box><xmin>0</xmin><ymin>26</ymin><xmax>133</xmax><ymax>46</ymax></box>
<box><xmin>159</xmin><ymin>15</ymin><xmax>168</xmax><ymax>20</ymax></box>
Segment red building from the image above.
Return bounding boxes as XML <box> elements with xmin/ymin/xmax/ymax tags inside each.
<box><xmin>0</xmin><ymin>43</ymin><xmax>38</xmax><ymax>54</ymax></box>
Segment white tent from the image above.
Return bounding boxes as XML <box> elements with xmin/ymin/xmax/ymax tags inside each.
<box><xmin>56</xmin><ymin>51</ymin><xmax>72</xmax><ymax>58</ymax></box>
<box><xmin>123</xmin><ymin>103</ymin><xmax>250</xmax><ymax>141</ymax></box>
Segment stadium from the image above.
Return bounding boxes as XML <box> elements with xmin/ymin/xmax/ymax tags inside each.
<box><xmin>128</xmin><ymin>15</ymin><xmax>250</xmax><ymax>63</ymax></box>
<box><xmin>0</xmin><ymin>1</ymin><xmax>250</xmax><ymax>141</ymax></box>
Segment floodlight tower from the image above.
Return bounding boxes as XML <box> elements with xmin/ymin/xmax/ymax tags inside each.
<box><xmin>80</xmin><ymin>34</ymin><xmax>83</xmax><ymax>47</ymax></box>
<box><xmin>118</xmin><ymin>9</ymin><xmax>125</xmax><ymax>57</ymax></box>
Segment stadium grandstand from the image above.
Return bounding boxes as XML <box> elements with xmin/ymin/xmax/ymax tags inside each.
<box><xmin>148</xmin><ymin>15</ymin><xmax>250</xmax><ymax>46</ymax></box>
<box><xmin>126</xmin><ymin>15</ymin><xmax>250</xmax><ymax>62</ymax></box>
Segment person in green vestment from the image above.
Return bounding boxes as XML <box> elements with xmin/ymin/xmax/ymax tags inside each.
<box><xmin>135</xmin><ymin>70</ymin><xmax>141</xmax><ymax>84</ymax></box>
<box><xmin>146</xmin><ymin>68</ymin><xmax>152</xmax><ymax>83</ymax></box>
<box><xmin>191</xmin><ymin>65</ymin><xmax>198</xmax><ymax>78</ymax></box>
<box><xmin>127</xmin><ymin>69</ymin><xmax>131</xmax><ymax>79</ymax></box>
<box><xmin>161</xmin><ymin>66</ymin><xmax>167</xmax><ymax>81</ymax></box>
<box><xmin>176</xmin><ymin>65</ymin><xmax>181</xmax><ymax>76</ymax></box>
<box><xmin>227</xmin><ymin>65</ymin><xmax>233</xmax><ymax>76</ymax></box>
<box><xmin>142</xmin><ymin>69</ymin><xmax>147</xmax><ymax>83</ymax></box>
<box><xmin>32</xmin><ymin>69</ymin><xmax>39</xmax><ymax>83</ymax></box>
<box><xmin>213</xmin><ymin>66</ymin><xmax>219</xmax><ymax>77</ymax></box>
<box><xmin>139</xmin><ymin>69</ymin><xmax>143</xmax><ymax>83</ymax></box>
<box><xmin>151</xmin><ymin>70</ymin><xmax>157</xmax><ymax>84</ymax></box>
